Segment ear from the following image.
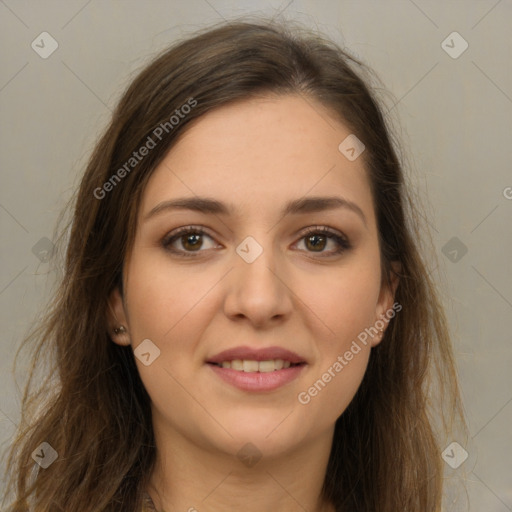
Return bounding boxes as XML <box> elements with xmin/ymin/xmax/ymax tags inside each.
<box><xmin>372</xmin><ymin>261</ymin><xmax>401</xmax><ymax>347</ymax></box>
<box><xmin>106</xmin><ymin>286</ymin><xmax>131</xmax><ymax>346</ymax></box>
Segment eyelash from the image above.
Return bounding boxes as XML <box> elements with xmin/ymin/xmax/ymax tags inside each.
<box><xmin>161</xmin><ymin>225</ymin><xmax>351</xmax><ymax>258</ymax></box>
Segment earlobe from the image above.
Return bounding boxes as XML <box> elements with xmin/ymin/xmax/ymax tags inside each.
<box><xmin>371</xmin><ymin>313</ymin><xmax>387</xmax><ymax>347</ymax></box>
<box><xmin>106</xmin><ymin>287</ymin><xmax>131</xmax><ymax>346</ymax></box>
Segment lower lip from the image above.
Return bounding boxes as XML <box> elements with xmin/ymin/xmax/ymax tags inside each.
<box><xmin>208</xmin><ymin>363</ymin><xmax>306</xmax><ymax>392</ymax></box>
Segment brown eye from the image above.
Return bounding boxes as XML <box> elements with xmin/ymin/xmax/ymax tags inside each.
<box><xmin>162</xmin><ymin>227</ymin><xmax>217</xmax><ymax>257</ymax></box>
<box><xmin>180</xmin><ymin>233</ymin><xmax>203</xmax><ymax>251</ymax></box>
<box><xmin>295</xmin><ymin>227</ymin><xmax>351</xmax><ymax>257</ymax></box>
<box><xmin>305</xmin><ymin>233</ymin><xmax>328</xmax><ymax>252</ymax></box>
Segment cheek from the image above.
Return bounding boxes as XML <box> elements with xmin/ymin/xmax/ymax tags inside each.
<box><xmin>123</xmin><ymin>255</ymin><xmax>222</xmax><ymax>433</ymax></box>
<box><xmin>123</xmin><ymin>250</ymin><xmax>227</xmax><ymax>409</ymax></box>
<box><xmin>124</xmin><ymin>249</ymin><xmax>213</xmax><ymax>343</ymax></box>
<box><xmin>293</xmin><ymin>257</ymin><xmax>381</xmax><ymax>421</ymax></box>
<box><xmin>297</xmin><ymin>348</ymin><xmax>370</xmax><ymax>425</ymax></box>
<box><xmin>295</xmin><ymin>286</ymin><xmax>375</xmax><ymax>429</ymax></box>
<box><xmin>295</xmin><ymin>256</ymin><xmax>382</xmax><ymax>350</ymax></box>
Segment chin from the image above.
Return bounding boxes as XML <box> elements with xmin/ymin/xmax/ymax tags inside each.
<box><xmin>204</xmin><ymin>409</ymin><xmax>312</xmax><ymax>458</ymax></box>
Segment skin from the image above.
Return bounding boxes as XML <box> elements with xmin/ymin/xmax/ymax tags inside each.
<box><xmin>107</xmin><ymin>94</ymin><xmax>399</xmax><ymax>511</ymax></box>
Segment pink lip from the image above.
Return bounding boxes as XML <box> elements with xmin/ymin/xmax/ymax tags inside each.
<box><xmin>207</xmin><ymin>345</ymin><xmax>306</xmax><ymax>364</ymax></box>
<box><xmin>208</xmin><ymin>364</ymin><xmax>306</xmax><ymax>392</ymax></box>
<box><xmin>206</xmin><ymin>345</ymin><xmax>307</xmax><ymax>392</ymax></box>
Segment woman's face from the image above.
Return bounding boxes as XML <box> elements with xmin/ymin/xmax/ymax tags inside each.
<box><xmin>109</xmin><ymin>94</ymin><xmax>397</xmax><ymax>459</ymax></box>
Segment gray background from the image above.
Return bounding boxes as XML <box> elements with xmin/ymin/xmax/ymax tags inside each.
<box><xmin>1</xmin><ymin>1</ymin><xmax>511</xmax><ymax>510</ymax></box>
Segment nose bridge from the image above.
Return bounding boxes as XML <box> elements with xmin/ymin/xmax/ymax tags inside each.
<box><xmin>223</xmin><ymin>231</ymin><xmax>292</xmax><ymax>323</ymax></box>
<box><xmin>235</xmin><ymin>231</ymin><xmax>282</xmax><ymax>292</ymax></box>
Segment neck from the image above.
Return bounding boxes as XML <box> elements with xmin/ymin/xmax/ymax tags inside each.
<box><xmin>146</xmin><ymin>415</ymin><xmax>336</xmax><ymax>512</ymax></box>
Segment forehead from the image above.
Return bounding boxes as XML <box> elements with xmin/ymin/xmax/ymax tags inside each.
<box><xmin>140</xmin><ymin>94</ymin><xmax>375</xmax><ymax>227</ymax></box>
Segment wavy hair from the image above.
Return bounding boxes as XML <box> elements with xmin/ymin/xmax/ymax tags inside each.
<box><xmin>2</xmin><ymin>18</ymin><xmax>465</xmax><ymax>512</ymax></box>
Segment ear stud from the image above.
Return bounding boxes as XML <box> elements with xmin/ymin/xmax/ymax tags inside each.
<box><xmin>113</xmin><ymin>325</ymin><xmax>127</xmax><ymax>335</ymax></box>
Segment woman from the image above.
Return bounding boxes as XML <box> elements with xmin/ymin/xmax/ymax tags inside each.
<box><xmin>3</xmin><ymin>19</ymin><xmax>465</xmax><ymax>512</ymax></box>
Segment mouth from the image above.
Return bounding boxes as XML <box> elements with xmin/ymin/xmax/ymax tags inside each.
<box><xmin>207</xmin><ymin>359</ymin><xmax>305</xmax><ymax>372</ymax></box>
<box><xmin>206</xmin><ymin>346</ymin><xmax>307</xmax><ymax>392</ymax></box>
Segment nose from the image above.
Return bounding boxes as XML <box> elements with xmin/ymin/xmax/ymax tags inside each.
<box><xmin>222</xmin><ymin>239</ymin><xmax>293</xmax><ymax>328</ymax></box>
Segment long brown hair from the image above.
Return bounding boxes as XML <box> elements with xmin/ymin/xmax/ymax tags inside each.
<box><xmin>2</xmin><ymin>18</ymin><xmax>466</xmax><ymax>511</ymax></box>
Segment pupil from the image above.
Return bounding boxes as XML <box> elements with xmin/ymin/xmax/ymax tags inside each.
<box><xmin>307</xmin><ymin>234</ymin><xmax>326</xmax><ymax>251</ymax></box>
<box><xmin>184</xmin><ymin>234</ymin><xmax>201</xmax><ymax>250</ymax></box>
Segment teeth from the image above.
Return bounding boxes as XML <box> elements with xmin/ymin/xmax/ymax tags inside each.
<box><xmin>231</xmin><ymin>359</ymin><xmax>243</xmax><ymax>371</ymax></box>
<box><xmin>216</xmin><ymin>358</ymin><xmax>296</xmax><ymax>372</ymax></box>
<box><xmin>258</xmin><ymin>360</ymin><xmax>276</xmax><ymax>373</ymax></box>
<box><xmin>243</xmin><ymin>360</ymin><xmax>259</xmax><ymax>372</ymax></box>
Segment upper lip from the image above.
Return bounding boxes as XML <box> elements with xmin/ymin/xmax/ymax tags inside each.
<box><xmin>207</xmin><ymin>346</ymin><xmax>306</xmax><ymax>364</ymax></box>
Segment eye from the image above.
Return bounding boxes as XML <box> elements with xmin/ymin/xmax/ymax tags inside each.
<box><xmin>293</xmin><ymin>226</ymin><xmax>351</xmax><ymax>257</ymax></box>
<box><xmin>161</xmin><ymin>226</ymin><xmax>218</xmax><ymax>257</ymax></box>
<box><xmin>161</xmin><ymin>225</ymin><xmax>351</xmax><ymax>258</ymax></box>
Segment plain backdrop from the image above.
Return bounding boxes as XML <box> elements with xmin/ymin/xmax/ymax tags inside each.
<box><xmin>1</xmin><ymin>1</ymin><xmax>511</xmax><ymax>510</ymax></box>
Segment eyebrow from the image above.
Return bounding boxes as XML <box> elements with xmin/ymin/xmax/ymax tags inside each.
<box><xmin>144</xmin><ymin>195</ymin><xmax>367</xmax><ymax>226</ymax></box>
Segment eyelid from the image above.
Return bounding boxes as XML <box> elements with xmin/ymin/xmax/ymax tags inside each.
<box><xmin>298</xmin><ymin>225</ymin><xmax>348</xmax><ymax>240</ymax></box>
